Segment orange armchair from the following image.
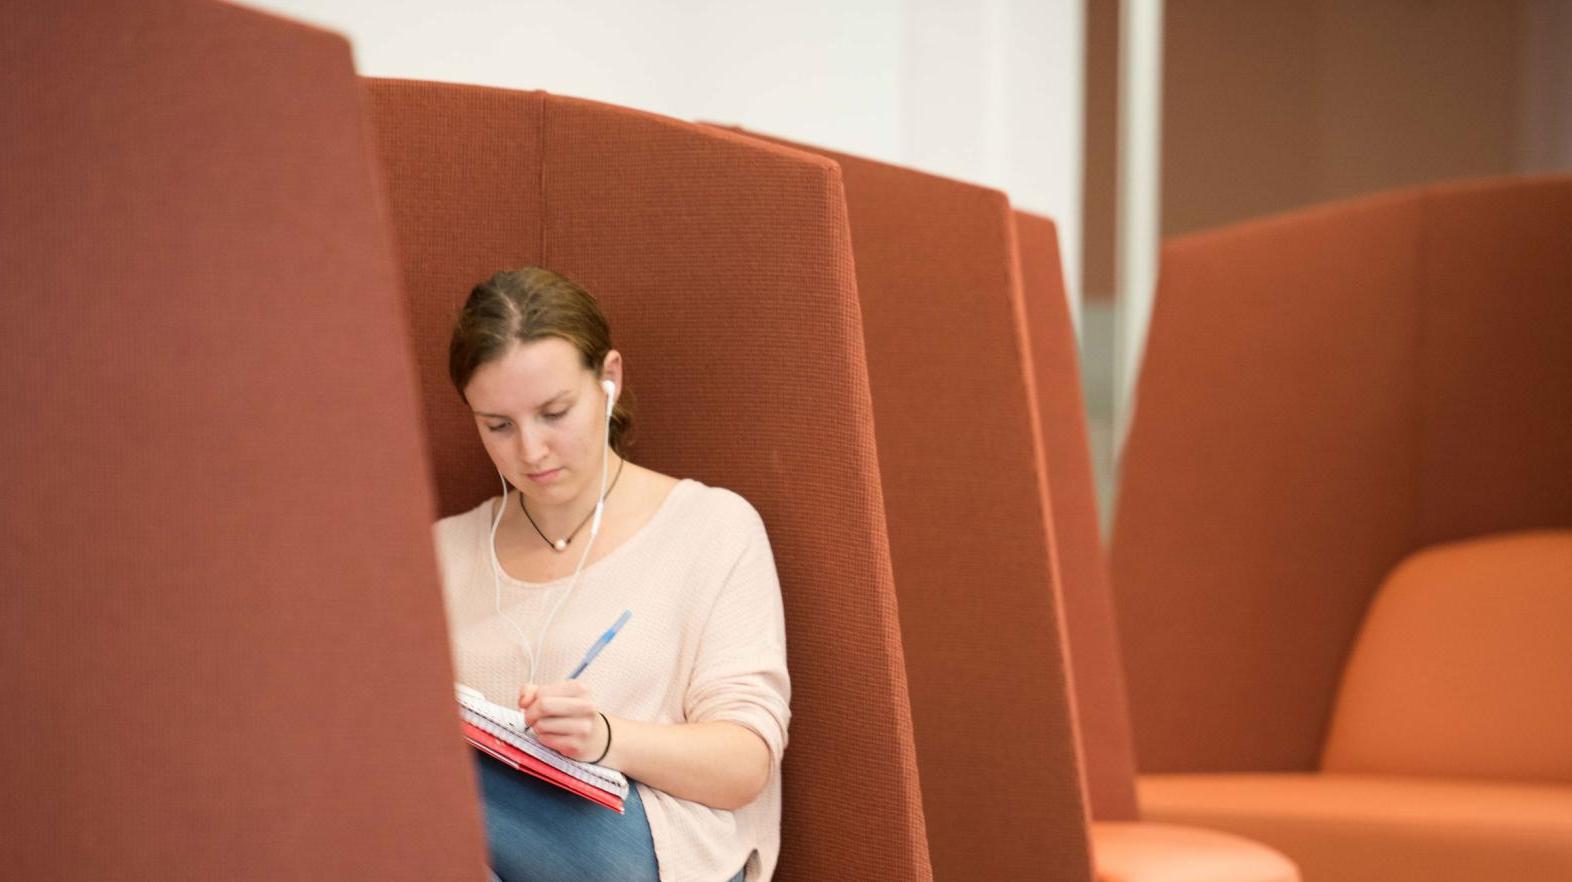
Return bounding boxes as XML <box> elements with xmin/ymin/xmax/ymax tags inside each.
<box><xmin>1112</xmin><ymin>177</ymin><xmax>1572</xmax><ymax>881</ymax></box>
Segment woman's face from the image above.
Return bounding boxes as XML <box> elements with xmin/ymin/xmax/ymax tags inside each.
<box><xmin>463</xmin><ymin>337</ymin><xmax>620</xmax><ymax>510</ymax></box>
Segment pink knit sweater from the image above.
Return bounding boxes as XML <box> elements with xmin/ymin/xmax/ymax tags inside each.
<box><xmin>432</xmin><ymin>479</ymin><xmax>790</xmax><ymax>882</ymax></box>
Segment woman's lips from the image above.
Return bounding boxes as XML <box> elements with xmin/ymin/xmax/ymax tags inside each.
<box><xmin>525</xmin><ymin>468</ymin><xmax>562</xmax><ymax>483</ymax></box>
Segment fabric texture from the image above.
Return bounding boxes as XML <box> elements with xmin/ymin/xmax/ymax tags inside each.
<box><xmin>1112</xmin><ymin>176</ymin><xmax>1572</xmax><ymax>773</ymax></box>
<box><xmin>435</xmin><ymin>480</ymin><xmax>789</xmax><ymax>882</ymax></box>
<box><xmin>1322</xmin><ymin>530</ymin><xmax>1572</xmax><ymax>783</ymax></box>
<box><xmin>367</xmin><ymin>81</ymin><xmax>932</xmax><ymax>881</ymax></box>
<box><xmin>1</xmin><ymin>3</ymin><xmax>486</xmax><ymax>880</ymax></box>
<box><xmin>1014</xmin><ymin>211</ymin><xmax>1140</xmax><ymax>821</ymax></box>
<box><xmin>726</xmin><ymin>129</ymin><xmax>1095</xmax><ymax>882</ymax></box>
<box><xmin>1140</xmin><ymin>773</ymin><xmax>1572</xmax><ymax>882</ymax></box>
<box><xmin>1014</xmin><ymin>219</ymin><xmax>1296</xmax><ymax>882</ymax></box>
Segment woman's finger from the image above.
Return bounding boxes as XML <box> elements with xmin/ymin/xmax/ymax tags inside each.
<box><xmin>530</xmin><ymin>715</ymin><xmax>595</xmax><ymax>737</ymax></box>
<box><xmin>532</xmin><ymin>695</ymin><xmax>595</xmax><ymax>720</ymax></box>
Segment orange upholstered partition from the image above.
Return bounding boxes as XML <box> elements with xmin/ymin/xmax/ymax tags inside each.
<box><xmin>1013</xmin><ymin>212</ymin><xmax>1140</xmax><ymax>822</ymax></box>
<box><xmin>1112</xmin><ymin>176</ymin><xmax>1572</xmax><ymax>774</ymax></box>
<box><xmin>1012</xmin><ymin>215</ymin><xmax>1299</xmax><ymax>882</ymax></box>
<box><xmin>2</xmin><ymin>3</ymin><xmax>485</xmax><ymax>879</ymax></box>
<box><xmin>728</xmin><ymin>132</ymin><xmax>1094</xmax><ymax>882</ymax></box>
<box><xmin>365</xmin><ymin>83</ymin><xmax>932</xmax><ymax>881</ymax></box>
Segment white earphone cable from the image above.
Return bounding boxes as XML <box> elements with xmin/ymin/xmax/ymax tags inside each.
<box><xmin>488</xmin><ymin>379</ymin><xmax>616</xmax><ymax>689</ymax></box>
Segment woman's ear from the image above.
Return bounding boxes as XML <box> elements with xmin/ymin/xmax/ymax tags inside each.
<box><xmin>599</xmin><ymin>349</ymin><xmax>624</xmax><ymax>400</ymax></box>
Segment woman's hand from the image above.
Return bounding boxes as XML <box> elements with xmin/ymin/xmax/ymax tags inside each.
<box><xmin>520</xmin><ymin>681</ymin><xmax>772</xmax><ymax>807</ymax></box>
<box><xmin>518</xmin><ymin>680</ymin><xmax>609</xmax><ymax>761</ymax></box>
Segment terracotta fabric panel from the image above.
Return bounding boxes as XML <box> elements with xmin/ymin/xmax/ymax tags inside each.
<box><xmin>1112</xmin><ymin>177</ymin><xmax>1572</xmax><ymax>776</ymax></box>
<box><xmin>366</xmin><ymin>85</ymin><xmax>932</xmax><ymax>882</ymax></box>
<box><xmin>1415</xmin><ymin>178</ymin><xmax>1572</xmax><ymax>542</ymax></box>
<box><xmin>1</xmin><ymin>4</ymin><xmax>484</xmax><ymax>881</ymax></box>
<box><xmin>1091</xmin><ymin>822</ymin><xmax>1298</xmax><ymax>882</ymax></box>
<box><xmin>1140</xmin><ymin>773</ymin><xmax>1572</xmax><ymax>882</ymax></box>
<box><xmin>1017</xmin><ymin>213</ymin><xmax>1293</xmax><ymax>880</ymax></box>
<box><xmin>363</xmin><ymin>80</ymin><xmax>545</xmax><ymax>518</ymax></box>
<box><xmin>1322</xmin><ymin>531</ymin><xmax>1572</xmax><ymax>783</ymax></box>
<box><xmin>1111</xmin><ymin>193</ymin><xmax>1426</xmax><ymax>773</ymax></box>
<box><xmin>1015</xmin><ymin>212</ymin><xmax>1140</xmax><ymax>821</ymax></box>
<box><xmin>732</xmin><ymin>131</ymin><xmax>1095</xmax><ymax>882</ymax></box>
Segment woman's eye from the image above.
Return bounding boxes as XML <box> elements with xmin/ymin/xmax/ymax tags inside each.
<box><xmin>542</xmin><ymin>411</ymin><xmax>567</xmax><ymax>421</ymax></box>
<box><xmin>486</xmin><ymin>423</ymin><xmax>509</xmax><ymax>432</ymax></box>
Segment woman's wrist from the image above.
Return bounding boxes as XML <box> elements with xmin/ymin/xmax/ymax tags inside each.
<box><xmin>591</xmin><ymin>707</ymin><xmax>635</xmax><ymax>770</ymax></box>
<box><xmin>586</xmin><ymin>711</ymin><xmax>612</xmax><ymax>764</ymax></box>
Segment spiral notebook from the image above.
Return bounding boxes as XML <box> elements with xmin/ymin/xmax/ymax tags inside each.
<box><xmin>456</xmin><ymin>685</ymin><xmax>629</xmax><ymax>813</ymax></box>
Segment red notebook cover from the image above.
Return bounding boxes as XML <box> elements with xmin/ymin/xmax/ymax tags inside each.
<box><xmin>463</xmin><ymin>721</ymin><xmax>625</xmax><ymax>813</ymax></box>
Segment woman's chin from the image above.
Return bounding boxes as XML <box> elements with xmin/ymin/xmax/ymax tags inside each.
<box><xmin>519</xmin><ymin>475</ymin><xmax>591</xmax><ymax>510</ymax></box>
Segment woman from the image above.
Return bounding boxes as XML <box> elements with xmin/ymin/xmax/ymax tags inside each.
<box><xmin>432</xmin><ymin>268</ymin><xmax>789</xmax><ymax>882</ymax></box>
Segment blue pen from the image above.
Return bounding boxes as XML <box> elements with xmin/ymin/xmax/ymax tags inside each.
<box><xmin>568</xmin><ymin>609</ymin><xmax>632</xmax><ymax>679</ymax></box>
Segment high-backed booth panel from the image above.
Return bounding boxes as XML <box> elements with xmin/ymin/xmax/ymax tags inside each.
<box><xmin>1114</xmin><ymin>176</ymin><xmax>1572</xmax><ymax>773</ymax></box>
<box><xmin>2</xmin><ymin>3</ymin><xmax>485</xmax><ymax>879</ymax></box>
<box><xmin>722</xmin><ymin>130</ymin><xmax>1095</xmax><ymax>882</ymax></box>
<box><xmin>1013</xmin><ymin>213</ymin><xmax>1139</xmax><ymax>823</ymax></box>
<box><xmin>365</xmin><ymin>82</ymin><xmax>932</xmax><ymax>882</ymax></box>
<box><xmin>1113</xmin><ymin>177</ymin><xmax>1572</xmax><ymax>881</ymax></box>
<box><xmin>1013</xmin><ymin>214</ymin><xmax>1297</xmax><ymax>882</ymax></box>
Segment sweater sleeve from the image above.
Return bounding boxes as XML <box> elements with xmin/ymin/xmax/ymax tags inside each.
<box><xmin>682</xmin><ymin>500</ymin><xmax>791</xmax><ymax>768</ymax></box>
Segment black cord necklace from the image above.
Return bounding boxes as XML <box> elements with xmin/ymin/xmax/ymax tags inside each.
<box><xmin>519</xmin><ymin>454</ymin><xmax>625</xmax><ymax>552</ymax></box>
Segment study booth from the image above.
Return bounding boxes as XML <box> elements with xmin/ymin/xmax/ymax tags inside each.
<box><xmin>1112</xmin><ymin>178</ymin><xmax>1572</xmax><ymax>882</ymax></box>
<box><xmin>725</xmin><ymin>130</ymin><xmax>1298</xmax><ymax>882</ymax></box>
<box><xmin>727</xmin><ymin>130</ymin><xmax>1099</xmax><ymax>882</ymax></box>
<box><xmin>7</xmin><ymin>2</ymin><xmax>934</xmax><ymax>878</ymax></box>
<box><xmin>362</xmin><ymin>80</ymin><xmax>936</xmax><ymax>882</ymax></box>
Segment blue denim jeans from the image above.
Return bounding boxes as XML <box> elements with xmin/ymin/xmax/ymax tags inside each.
<box><xmin>473</xmin><ymin>749</ymin><xmax>746</xmax><ymax>882</ymax></box>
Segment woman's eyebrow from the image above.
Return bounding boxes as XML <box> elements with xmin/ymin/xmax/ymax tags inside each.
<box><xmin>473</xmin><ymin>391</ymin><xmax>572</xmax><ymax>419</ymax></box>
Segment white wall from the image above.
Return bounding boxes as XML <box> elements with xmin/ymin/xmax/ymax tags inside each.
<box><xmin>901</xmin><ymin>0</ymin><xmax>1084</xmax><ymax>329</ymax></box>
<box><xmin>238</xmin><ymin>0</ymin><xmax>1085</xmax><ymax>321</ymax></box>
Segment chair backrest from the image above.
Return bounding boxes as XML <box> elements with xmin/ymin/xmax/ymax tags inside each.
<box><xmin>729</xmin><ymin>130</ymin><xmax>1096</xmax><ymax>882</ymax></box>
<box><xmin>365</xmin><ymin>82</ymin><xmax>933</xmax><ymax>882</ymax></box>
<box><xmin>1112</xmin><ymin>176</ymin><xmax>1572</xmax><ymax>773</ymax></box>
<box><xmin>2</xmin><ymin>3</ymin><xmax>484</xmax><ymax>879</ymax></box>
<box><xmin>1013</xmin><ymin>212</ymin><xmax>1139</xmax><ymax>821</ymax></box>
<box><xmin>1322</xmin><ymin>530</ymin><xmax>1572</xmax><ymax>783</ymax></box>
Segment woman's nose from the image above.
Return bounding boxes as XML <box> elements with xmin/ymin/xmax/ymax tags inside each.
<box><xmin>516</xmin><ymin>426</ymin><xmax>549</xmax><ymax>464</ymax></box>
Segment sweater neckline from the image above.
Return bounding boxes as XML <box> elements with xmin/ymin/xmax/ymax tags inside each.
<box><xmin>484</xmin><ymin>477</ymin><xmax>695</xmax><ymax>589</ymax></box>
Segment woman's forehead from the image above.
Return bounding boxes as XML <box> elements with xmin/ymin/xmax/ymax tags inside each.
<box><xmin>465</xmin><ymin>337</ymin><xmax>588</xmax><ymax>411</ymax></box>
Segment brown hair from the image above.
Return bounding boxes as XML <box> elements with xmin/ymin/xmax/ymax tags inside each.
<box><xmin>448</xmin><ymin>267</ymin><xmax>633</xmax><ymax>454</ymax></box>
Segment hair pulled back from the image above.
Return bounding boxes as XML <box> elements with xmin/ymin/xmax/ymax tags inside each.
<box><xmin>448</xmin><ymin>267</ymin><xmax>633</xmax><ymax>455</ymax></box>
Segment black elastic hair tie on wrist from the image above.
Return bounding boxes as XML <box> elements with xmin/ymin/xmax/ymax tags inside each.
<box><xmin>588</xmin><ymin>712</ymin><xmax>612</xmax><ymax>765</ymax></box>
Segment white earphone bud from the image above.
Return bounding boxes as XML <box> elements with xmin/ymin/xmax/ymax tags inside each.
<box><xmin>600</xmin><ymin>378</ymin><xmax>616</xmax><ymax>415</ymax></box>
